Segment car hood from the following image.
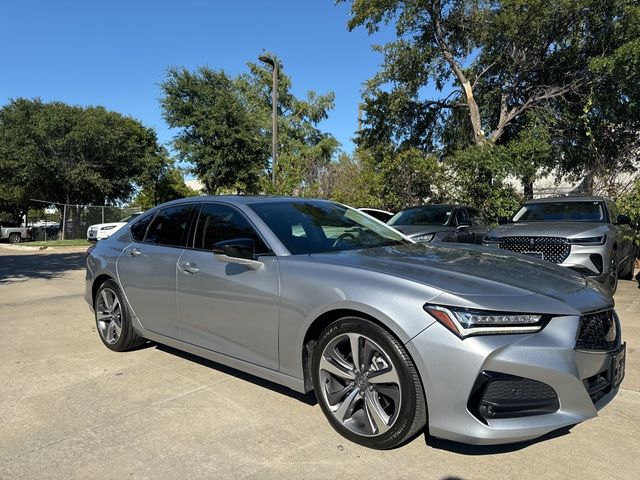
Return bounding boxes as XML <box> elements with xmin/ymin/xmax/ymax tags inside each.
<box><xmin>309</xmin><ymin>243</ymin><xmax>611</xmax><ymax>315</ymax></box>
<box><xmin>486</xmin><ymin>222</ymin><xmax>609</xmax><ymax>239</ymax></box>
<box><xmin>88</xmin><ymin>222</ymin><xmax>126</xmax><ymax>230</ymax></box>
<box><xmin>391</xmin><ymin>225</ymin><xmax>451</xmax><ymax>236</ymax></box>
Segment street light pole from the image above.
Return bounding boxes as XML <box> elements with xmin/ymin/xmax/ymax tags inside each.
<box><xmin>259</xmin><ymin>55</ymin><xmax>278</xmax><ymax>184</ymax></box>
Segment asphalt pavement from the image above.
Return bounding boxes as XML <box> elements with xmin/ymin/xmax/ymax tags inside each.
<box><xmin>0</xmin><ymin>248</ymin><xmax>638</xmax><ymax>479</ymax></box>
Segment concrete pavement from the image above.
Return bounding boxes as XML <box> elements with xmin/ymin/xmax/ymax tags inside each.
<box><xmin>0</xmin><ymin>249</ymin><xmax>638</xmax><ymax>479</ymax></box>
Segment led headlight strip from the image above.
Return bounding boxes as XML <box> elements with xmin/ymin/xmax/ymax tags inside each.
<box><xmin>424</xmin><ymin>304</ymin><xmax>548</xmax><ymax>338</ymax></box>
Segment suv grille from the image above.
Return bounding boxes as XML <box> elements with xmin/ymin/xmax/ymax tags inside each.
<box><xmin>498</xmin><ymin>236</ymin><xmax>571</xmax><ymax>264</ymax></box>
<box><xmin>576</xmin><ymin>310</ymin><xmax>617</xmax><ymax>351</ymax></box>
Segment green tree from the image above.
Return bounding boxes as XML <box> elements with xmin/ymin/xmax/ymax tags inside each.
<box><xmin>0</xmin><ymin>98</ymin><xmax>165</xmax><ymax>219</ymax></box>
<box><xmin>133</xmin><ymin>166</ymin><xmax>199</xmax><ymax>210</ymax></box>
<box><xmin>341</xmin><ymin>0</ymin><xmax>640</xmax><ymax>201</ymax></box>
<box><xmin>160</xmin><ymin>58</ymin><xmax>338</xmax><ymax>196</ymax></box>
<box><xmin>161</xmin><ymin>67</ymin><xmax>269</xmax><ymax>194</ymax></box>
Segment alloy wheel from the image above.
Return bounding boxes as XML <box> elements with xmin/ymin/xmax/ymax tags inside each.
<box><xmin>318</xmin><ymin>332</ymin><xmax>402</xmax><ymax>437</ymax></box>
<box><xmin>96</xmin><ymin>287</ymin><xmax>123</xmax><ymax>345</ymax></box>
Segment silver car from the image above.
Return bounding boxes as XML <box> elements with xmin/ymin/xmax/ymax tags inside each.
<box><xmin>85</xmin><ymin>196</ymin><xmax>625</xmax><ymax>449</ymax></box>
<box><xmin>483</xmin><ymin>196</ymin><xmax>635</xmax><ymax>293</ymax></box>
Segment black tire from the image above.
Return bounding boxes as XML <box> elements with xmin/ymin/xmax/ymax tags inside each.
<box><xmin>312</xmin><ymin>317</ymin><xmax>426</xmax><ymax>450</ymax></box>
<box><xmin>8</xmin><ymin>233</ymin><xmax>21</xmax><ymax>243</ymax></box>
<box><xmin>94</xmin><ymin>280</ymin><xmax>145</xmax><ymax>352</ymax></box>
<box><xmin>619</xmin><ymin>252</ymin><xmax>635</xmax><ymax>281</ymax></box>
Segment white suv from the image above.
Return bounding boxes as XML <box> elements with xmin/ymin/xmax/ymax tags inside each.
<box><xmin>87</xmin><ymin>212</ymin><xmax>143</xmax><ymax>242</ymax></box>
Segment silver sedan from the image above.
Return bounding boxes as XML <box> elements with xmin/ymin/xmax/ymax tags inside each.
<box><xmin>85</xmin><ymin>196</ymin><xmax>625</xmax><ymax>449</ymax></box>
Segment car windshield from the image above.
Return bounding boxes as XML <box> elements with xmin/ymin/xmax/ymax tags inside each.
<box><xmin>249</xmin><ymin>200</ymin><xmax>409</xmax><ymax>254</ymax></box>
<box><xmin>388</xmin><ymin>205</ymin><xmax>453</xmax><ymax>226</ymax></box>
<box><xmin>118</xmin><ymin>212</ymin><xmax>142</xmax><ymax>223</ymax></box>
<box><xmin>512</xmin><ymin>202</ymin><xmax>605</xmax><ymax>222</ymax></box>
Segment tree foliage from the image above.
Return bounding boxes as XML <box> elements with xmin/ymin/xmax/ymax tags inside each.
<box><xmin>0</xmin><ymin>98</ymin><xmax>165</xmax><ymax>219</ymax></box>
<box><xmin>133</xmin><ymin>165</ymin><xmax>199</xmax><ymax>210</ymax></box>
<box><xmin>341</xmin><ymin>0</ymin><xmax>640</xmax><ymax>203</ymax></box>
<box><xmin>161</xmin><ymin>58</ymin><xmax>338</xmax><ymax>195</ymax></box>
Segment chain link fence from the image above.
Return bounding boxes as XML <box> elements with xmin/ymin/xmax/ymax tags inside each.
<box><xmin>28</xmin><ymin>202</ymin><xmax>142</xmax><ymax>241</ymax></box>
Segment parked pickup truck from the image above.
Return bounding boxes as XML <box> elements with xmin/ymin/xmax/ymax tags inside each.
<box><xmin>0</xmin><ymin>223</ymin><xmax>33</xmax><ymax>243</ymax></box>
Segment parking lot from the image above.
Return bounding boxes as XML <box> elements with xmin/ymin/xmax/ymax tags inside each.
<box><xmin>0</xmin><ymin>248</ymin><xmax>638</xmax><ymax>480</ymax></box>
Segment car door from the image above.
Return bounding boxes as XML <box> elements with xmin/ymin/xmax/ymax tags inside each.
<box><xmin>116</xmin><ymin>204</ymin><xmax>196</xmax><ymax>339</ymax></box>
<box><xmin>176</xmin><ymin>202</ymin><xmax>280</xmax><ymax>370</ymax></box>
<box><xmin>452</xmin><ymin>208</ymin><xmax>472</xmax><ymax>243</ymax></box>
<box><xmin>467</xmin><ymin>207</ymin><xmax>489</xmax><ymax>244</ymax></box>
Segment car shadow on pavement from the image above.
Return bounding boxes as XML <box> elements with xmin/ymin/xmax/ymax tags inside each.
<box><xmin>155</xmin><ymin>344</ymin><xmax>318</xmax><ymax>406</ymax></box>
<box><xmin>0</xmin><ymin>252</ymin><xmax>86</xmax><ymax>284</ymax></box>
<box><xmin>424</xmin><ymin>425</ymin><xmax>574</xmax><ymax>455</ymax></box>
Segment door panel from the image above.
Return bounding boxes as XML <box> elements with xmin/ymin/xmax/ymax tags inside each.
<box><xmin>176</xmin><ymin>202</ymin><xmax>280</xmax><ymax>370</ymax></box>
<box><xmin>177</xmin><ymin>250</ymin><xmax>280</xmax><ymax>369</ymax></box>
<box><xmin>116</xmin><ymin>242</ymin><xmax>182</xmax><ymax>339</ymax></box>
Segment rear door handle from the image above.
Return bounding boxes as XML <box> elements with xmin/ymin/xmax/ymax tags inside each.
<box><xmin>125</xmin><ymin>247</ymin><xmax>142</xmax><ymax>257</ymax></box>
<box><xmin>178</xmin><ymin>262</ymin><xmax>200</xmax><ymax>274</ymax></box>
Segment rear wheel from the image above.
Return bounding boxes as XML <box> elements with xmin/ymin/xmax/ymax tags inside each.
<box><xmin>8</xmin><ymin>233</ymin><xmax>20</xmax><ymax>243</ymax></box>
<box><xmin>312</xmin><ymin>317</ymin><xmax>426</xmax><ymax>449</ymax></box>
<box><xmin>94</xmin><ymin>280</ymin><xmax>145</xmax><ymax>351</ymax></box>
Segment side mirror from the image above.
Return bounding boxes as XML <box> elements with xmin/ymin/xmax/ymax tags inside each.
<box><xmin>456</xmin><ymin>223</ymin><xmax>471</xmax><ymax>231</ymax></box>
<box><xmin>213</xmin><ymin>238</ymin><xmax>263</xmax><ymax>270</ymax></box>
<box><xmin>497</xmin><ymin>216</ymin><xmax>509</xmax><ymax>225</ymax></box>
<box><xmin>616</xmin><ymin>214</ymin><xmax>631</xmax><ymax>225</ymax></box>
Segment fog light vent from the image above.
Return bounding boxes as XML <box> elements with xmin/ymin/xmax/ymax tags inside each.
<box><xmin>468</xmin><ymin>372</ymin><xmax>559</xmax><ymax>423</ymax></box>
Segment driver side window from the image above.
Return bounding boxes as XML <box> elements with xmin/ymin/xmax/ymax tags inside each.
<box><xmin>453</xmin><ymin>209</ymin><xmax>469</xmax><ymax>226</ymax></box>
<box><xmin>193</xmin><ymin>203</ymin><xmax>269</xmax><ymax>254</ymax></box>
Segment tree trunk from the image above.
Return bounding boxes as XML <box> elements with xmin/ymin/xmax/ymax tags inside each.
<box><xmin>524</xmin><ymin>180</ymin><xmax>534</xmax><ymax>200</ymax></box>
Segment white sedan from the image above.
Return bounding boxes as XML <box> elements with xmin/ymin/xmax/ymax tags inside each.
<box><xmin>87</xmin><ymin>212</ymin><xmax>143</xmax><ymax>242</ymax></box>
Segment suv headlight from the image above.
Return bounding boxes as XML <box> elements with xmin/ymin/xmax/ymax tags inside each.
<box><xmin>482</xmin><ymin>236</ymin><xmax>501</xmax><ymax>243</ymax></box>
<box><xmin>567</xmin><ymin>236</ymin><xmax>606</xmax><ymax>245</ymax></box>
<box><xmin>424</xmin><ymin>305</ymin><xmax>548</xmax><ymax>338</ymax></box>
<box><xmin>100</xmin><ymin>225</ymin><xmax>116</xmax><ymax>231</ymax></box>
<box><xmin>412</xmin><ymin>233</ymin><xmax>435</xmax><ymax>242</ymax></box>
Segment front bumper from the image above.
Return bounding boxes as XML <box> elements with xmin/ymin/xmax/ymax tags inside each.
<box><xmin>406</xmin><ymin>315</ymin><xmax>622</xmax><ymax>445</ymax></box>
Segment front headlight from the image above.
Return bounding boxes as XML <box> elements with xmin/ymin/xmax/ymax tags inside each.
<box><xmin>567</xmin><ymin>236</ymin><xmax>606</xmax><ymax>245</ymax></box>
<box><xmin>100</xmin><ymin>225</ymin><xmax>116</xmax><ymax>231</ymax></box>
<box><xmin>412</xmin><ymin>233</ymin><xmax>435</xmax><ymax>243</ymax></box>
<box><xmin>482</xmin><ymin>235</ymin><xmax>501</xmax><ymax>243</ymax></box>
<box><xmin>424</xmin><ymin>304</ymin><xmax>548</xmax><ymax>338</ymax></box>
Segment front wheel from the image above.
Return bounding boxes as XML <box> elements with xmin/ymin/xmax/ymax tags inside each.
<box><xmin>607</xmin><ymin>250</ymin><xmax>619</xmax><ymax>294</ymax></box>
<box><xmin>8</xmin><ymin>233</ymin><xmax>21</xmax><ymax>243</ymax></box>
<box><xmin>619</xmin><ymin>252</ymin><xmax>635</xmax><ymax>281</ymax></box>
<box><xmin>312</xmin><ymin>317</ymin><xmax>426</xmax><ymax>449</ymax></box>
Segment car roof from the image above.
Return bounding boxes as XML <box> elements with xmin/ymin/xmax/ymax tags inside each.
<box><xmin>525</xmin><ymin>196</ymin><xmax>609</xmax><ymax>204</ymax></box>
<box><xmin>398</xmin><ymin>203</ymin><xmax>467</xmax><ymax>212</ymax></box>
<box><xmin>147</xmin><ymin>195</ymin><xmax>339</xmax><ymax>209</ymax></box>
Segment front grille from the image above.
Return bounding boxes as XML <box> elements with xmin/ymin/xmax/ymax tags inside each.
<box><xmin>498</xmin><ymin>236</ymin><xmax>571</xmax><ymax>264</ymax></box>
<box><xmin>576</xmin><ymin>310</ymin><xmax>617</xmax><ymax>351</ymax></box>
<box><xmin>88</xmin><ymin>228</ymin><xmax>98</xmax><ymax>237</ymax></box>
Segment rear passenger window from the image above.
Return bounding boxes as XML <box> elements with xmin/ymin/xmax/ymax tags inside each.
<box><xmin>130</xmin><ymin>213</ymin><xmax>155</xmax><ymax>242</ymax></box>
<box><xmin>194</xmin><ymin>203</ymin><xmax>269</xmax><ymax>254</ymax></box>
<box><xmin>144</xmin><ymin>205</ymin><xmax>194</xmax><ymax>247</ymax></box>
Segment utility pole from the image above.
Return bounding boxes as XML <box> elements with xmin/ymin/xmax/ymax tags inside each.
<box><xmin>259</xmin><ymin>55</ymin><xmax>278</xmax><ymax>184</ymax></box>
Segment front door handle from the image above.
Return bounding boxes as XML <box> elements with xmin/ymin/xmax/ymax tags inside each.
<box><xmin>125</xmin><ymin>247</ymin><xmax>142</xmax><ymax>257</ymax></box>
<box><xmin>178</xmin><ymin>262</ymin><xmax>200</xmax><ymax>274</ymax></box>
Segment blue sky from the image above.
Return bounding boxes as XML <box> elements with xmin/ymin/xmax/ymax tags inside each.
<box><xmin>0</xmin><ymin>0</ymin><xmax>396</xmax><ymax>155</ymax></box>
